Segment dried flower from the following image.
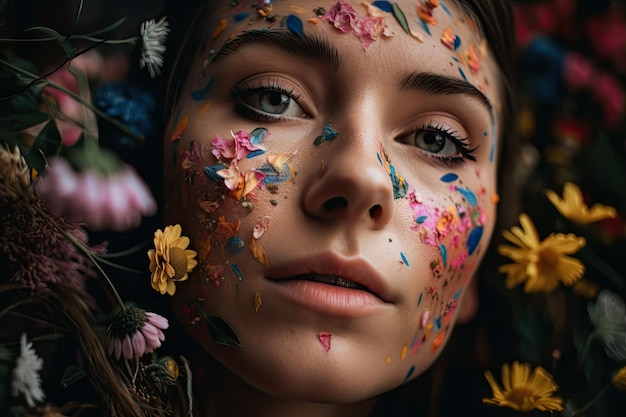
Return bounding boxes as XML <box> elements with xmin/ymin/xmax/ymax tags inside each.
<box><xmin>483</xmin><ymin>361</ymin><xmax>563</xmax><ymax>412</ymax></box>
<box><xmin>139</xmin><ymin>17</ymin><xmax>169</xmax><ymax>78</ymax></box>
<box><xmin>36</xmin><ymin>157</ymin><xmax>157</xmax><ymax>232</ymax></box>
<box><xmin>498</xmin><ymin>213</ymin><xmax>586</xmax><ymax>293</ymax></box>
<box><xmin>148</xmin><ymin>224</ymin><xmax>198</xmax><ymax>295</ymax></box>
<box><xmin>11</xmin><ymin>333</ymin><xmax>45</xmax><ymax>407</ymax></box>
<box><xmin>546</xmin><ymin>182</ymin><xmax>617</xmax><ymax>225</ymax></box>
<box><xmin>1</xmin><ymin>188</ymin><xmax>99</xmax><ymax>292</ymax></box>
<box><xmin>588</xmin><ymin>290</ymin><xmax>626</xmax><ymax>362</ymax></box>
<box><xmin>106</xmin><ymin>306</ymin><xmax>169</xmax><ymax>360</ymax></box>
<box><xmin>0</xmin><ymin>144</ymin><xmax>31</xmax><ymax>205</ymax></box>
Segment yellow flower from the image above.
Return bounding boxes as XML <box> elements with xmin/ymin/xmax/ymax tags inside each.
<box><xmin>546</xmin><ymin>182</ymin><xmax>617</xmax><ymax>225</ymax></box>
<box><xmin>148</xmin><ymin>224</ymin><xmax>198</xmax><ymax>295</ymax></box>
<box><xmin>498</xmin><ymin>213</ymin><xmax>586</xmax><ymax>293</ymax></box>
<box><xmin>612</xmin><ymin>367</ymin><xmax>626</xmax><ymax>392</ymax></box>
<box><xmin>483</xmin><ymin>362</ymin><xmax>564</xmax><ymax>412</ymax></box>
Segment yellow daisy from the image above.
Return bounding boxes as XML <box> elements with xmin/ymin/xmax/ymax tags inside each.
<box><xmin>498</xmin><ymin>213</ymin><xmax>586</xmax><ymax>293</ymax></box>
<box><xmin>546</xmin><ymin>182</ymin><xmax>617</xmax><ymax>225</ymax></box>
<box><xmin>148</xmin><ymin>224</ymin><xmax>198</xmax><ymax>295</ymax></box>
<box><xmin>612</xmin><ymin>367</ymin><xmax>626</xmax><ymax>392</ymax></box>
<box><xmin>483</xmin><ymin>362</ymin><xmax>564</xmax><ymax>412</ymax></box>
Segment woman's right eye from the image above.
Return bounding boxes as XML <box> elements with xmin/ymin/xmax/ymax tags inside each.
<box><xmin>232</xmin><ymin>86</ymin><xmax>308</xmax><ymax>120</ymax></box>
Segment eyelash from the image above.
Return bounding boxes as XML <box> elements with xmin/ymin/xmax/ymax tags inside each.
<box><xmin>230</xmin><ymin>79</ymin><xmax>302</xmax><ymax>122</ymax></box>
<box><xmin>413</xmin><ymin>123</ymin><xmax>478</xmax><ymax>166</ymax></box>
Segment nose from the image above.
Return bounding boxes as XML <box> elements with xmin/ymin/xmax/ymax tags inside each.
<box><xmin>302</xmin><ymin>140</ymin><xmax>395</xmax><ymax>229</ymax></box>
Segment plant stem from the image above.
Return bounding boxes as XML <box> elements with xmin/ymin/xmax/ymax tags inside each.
<box><xmin>0</xmin><ymin>59</ymin><xmax>143</xmax><ymax>142</ymax></box>
<box><xmin>579</xmin><ymin>246</ymin><xmax>625</xmax><ymax>288</ymax></box>
<box><xmin>573</xmin><ymin>384</ymin><xmax>609</xmax><ymax>416</ymax></box>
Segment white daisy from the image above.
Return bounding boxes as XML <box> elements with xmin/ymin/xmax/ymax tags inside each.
<box><xmin>139</xmin><ymin>16</ymin><xmax>170</xmax><ymax>78</ymax></box>
<box><xmin>11</xmin><ymin>333</ymin><xmax>45</xmax><ymax>407</ymax></box>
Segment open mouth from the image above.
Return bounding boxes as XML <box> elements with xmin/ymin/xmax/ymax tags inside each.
<box><xmin>288</xmin><ymin>273</ymin><xmax>368</xmax><ymax>291</ymax></box>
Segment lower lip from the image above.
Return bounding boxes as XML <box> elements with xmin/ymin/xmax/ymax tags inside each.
<box><xmin>269</xmin><ymin>279</ymin><xmax>389</xmax><ymax>318</ymax></box>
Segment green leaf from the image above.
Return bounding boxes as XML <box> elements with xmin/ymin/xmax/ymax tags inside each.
<box><xmin>27</xmin><ymin>120</ymin><xmax>62</xmax><ymax>173</ymax></box>
<box><xmin>187</xmin><ymin>298</ymin><xmax>241</xmax><ymax>347</ymax></box>
<box><xmin>60</xmin><ymin>365</ymin><xmax>88</xmax><ymax>388</ymax></box>
<box><xmin>0</xmin><ymin>94</ymin><xmax>52</xmax><ymax>133</ymax></box>
<box><xmin>392</xmin><ymin>3</ymin><xmax>410</xmax><ymax>34</ymax></box>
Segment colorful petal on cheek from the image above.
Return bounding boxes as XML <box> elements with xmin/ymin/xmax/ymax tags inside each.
<box><xmin>254</xmin><ymin>291</ymin><xmax>263</xmax><ymax>312</ymax></box>
<box><xmin>252</xmin><ymin>216</ymin><xmax>271</xmax><ymax>239</ymax></box>
<box><xmin>249</xmin><ymin>238</ymin><xmax>271</xmax><ymax>268</ymax></box>
<box><xmin>318</xmin><ymin>332</ymin><xmax>332</xmax><ymax>352</ymax></box>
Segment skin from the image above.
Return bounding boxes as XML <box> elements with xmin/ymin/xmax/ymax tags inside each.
<box><xmin>164</xmin><ymin>1</ymin><xmax>502</xmax><ymax>416</ymax></box>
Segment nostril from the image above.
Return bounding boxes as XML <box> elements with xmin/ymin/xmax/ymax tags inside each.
<box><xmin>369</xmin><ymin>204</ymin><xmax>382</xmax><ymax>219</ymax></box>
<box><xmin>323</xmin><ymin>197</ymin><xmax>348</xmax><ymax>212</ymax></box>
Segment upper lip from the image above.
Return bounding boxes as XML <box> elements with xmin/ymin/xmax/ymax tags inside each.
<box><xmin>266</xmin><ymin>252</ymin><xmax>394</xmax><ymax>303</ymax></box>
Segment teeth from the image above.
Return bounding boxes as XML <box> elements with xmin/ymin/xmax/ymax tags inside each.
<box><xmin>307</xmin><ymin>274</ymin><xmax>358</xmax><ymax>289</ymax></box>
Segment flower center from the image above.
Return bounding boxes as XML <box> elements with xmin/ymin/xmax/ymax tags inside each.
<box><xmin>506</xmin><ymin>387</ymin><xmax>534</xmax><ymax>411</ymax></box>
<box><xmin>168</xmin><ymin>246</ymin><xmax>189</xmax><ymax>280</ymax></box>
<box><xmin>537</xmin><ymin>247</ymin><xmax>560</xmax><ymax>275</ymax></box>
<box><xmin>109</xmin><ymin>306</ymin><xmax>147</xmax><ymax>338</ymax></box>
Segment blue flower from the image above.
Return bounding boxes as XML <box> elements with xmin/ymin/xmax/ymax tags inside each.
<box><xmin>94</xmin><ymin>81</ymin><xmax>156</xmax><ymax>136</ymax></box>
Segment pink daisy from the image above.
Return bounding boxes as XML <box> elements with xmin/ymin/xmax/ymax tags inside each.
<box><xmin>106</xmin><ymin>307</ymin><xmax>169</xmax><ymax>360</ymax></box>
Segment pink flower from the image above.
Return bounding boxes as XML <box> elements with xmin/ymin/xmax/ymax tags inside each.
<box><xmin>324</xmin><ymin>0</ymin><xmax>359</xmax><ymax>33</ymax></box>
<box><xmin>211</xmin><ymin>134</ymin><xmax>236</xmax><ymax>160</ymax></box>
<box><xmin>593</xmin><ymin>73</ymin><xmax>625</xmax><ymax>127</ymax></box>
<box><xmin>352</xmin><ymin>17</ymin><xmax>378</xmax><ymax>48</ymax></box>
<box><xmin>36</xmin><ymin>157</ymin><xmax>157</xmax><ymax>231</ymax></box>
<box><xmin>563</xmin><ymin>53</ymin><xmax>595</xmax><ymax>88</ymax></box>
<box><xmin>586</xmin><ymin>10</ymin><xmax>626</xmax><ymax>67</ymax></box>
<box><xmin>106</xmin><ymin>307</ymin><xmax>168</xmax><ymax>360</ymax></box>
<box><xmin>233</xmin><ymin>130</ymin><xmax>266</xmax><ymax>160</ymax></box>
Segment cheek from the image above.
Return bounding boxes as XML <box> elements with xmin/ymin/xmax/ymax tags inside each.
<box><xmin>165</xmin><ymin>122</ymin><xmax>300</xmax><ymax>287</ymax></box>
<box><xmin>394</xmin><ymin>172</ymin><xmax>494</xmax><ymax>367</ymax></box>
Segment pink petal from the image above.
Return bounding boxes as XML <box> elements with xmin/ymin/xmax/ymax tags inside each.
<box><xmin>132</xmin><ymin>331</ymin><xmax>147</xmax><ymax>357</ymax></box>
<box><xmin>146</xmin><ymin>312</ymin><xmax>169</xmax><ymax>330</ymax></box>
<box><xmin>122</xmin><ymin>335</ymin><xmax>133</xmax><ymax>359</ymax></box>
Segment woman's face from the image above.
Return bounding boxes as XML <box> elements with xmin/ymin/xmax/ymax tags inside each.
<box><xmin>165</xmin><ymin>0</ymin><xmax>502</xmax><ymax>402</ymax></box>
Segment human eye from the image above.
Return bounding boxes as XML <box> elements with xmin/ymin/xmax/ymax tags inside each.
<box><xmin>398</xmin><ymin>122</ymin><xmax>478</xmax><ymax>165</ymax></box>
<box><xmin>230</xmin><ymin>76</ymin><xmax>309</xmax><ymax>122</ymax></box>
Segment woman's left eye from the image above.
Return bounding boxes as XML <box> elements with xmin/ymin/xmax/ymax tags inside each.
<box><xmin>231</xmin><ymin>84</ymin><xmax>308</xmax><ymax>120</ymax></box>
<box><xmin>399</xmin><ymin>124</ymin><xmax>477</xmax><ymax>163</ymax></box>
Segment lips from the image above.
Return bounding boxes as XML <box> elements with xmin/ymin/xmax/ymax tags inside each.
<box><xmin>266</xmin><ymin>252</ymin><xmax>393</xmax><ymax>303</ymax></box>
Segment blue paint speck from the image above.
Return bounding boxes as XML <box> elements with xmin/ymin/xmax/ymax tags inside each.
<box><xmin>418</xmin><ymin>292</ymin><xmax>423</xmax><ymax>306</ymax></box>
<box><xmin>230</xmin><ymin>264</ymin><xmax>244</xmax><ymax>281</ymax></box>
<box><xmin>402</xmin><ymin>365</ymin><xmax>416</xmax><ymax>382</ymax></box>
<box><xmin>440</xmin><ymin>2</ymin><xmax>452</xmax><ymax>15</ymax></box>
<box><xmin>415</xmin><ymin>215</ymin><xmax>428</xmax><ymax>224</ymax></box>
<box><xmin>286</xmin><ymin>15</ymin><xmax>304</xmax><ymax>35</ymax></box>
<box><xmin>246</xmin><ymin>149</ymin><xmax>265</xmax><ymax>159</ymax></box>
<box><xmin>467</xmin><ymin>226</ymin><xmax>483</xmax><ymax>255</ymax></box>
<box><xmin>225</xmin><ymin>236</ymin><xmax>245</xmax><ymax>256</ymax></box>
<box><xmin>400</xmin><ymin>252</ymin><xmax>410</xmax><ymax>266</ymax></box>
<box><xmin>439</xmin><ymin>245</ymin><xmax>447</xmax><ymax>267</ymax></box>
<box><xmin>440</xmin><ymin>173</ymin><xmax>458</xmax><ymax>183</ymax></box>
<box><xmin>233</xmin><ymin>12</ymin><xmax>249</xmax><ymax>22</ymax></box>
<box><xmin>190</xmin><ymin>77</ymin><xmax>215</xmax><ymax>101</ymax></box>
<box><xmin>372</xmin><ymin>1</ymin><xmax>393</xmax><ymax>12</ymax></box>
<box><xmin>417</xmin><ymin>19</ymin><xmax>431</xmax><ymax>35</ymax></box>
<box><xmin>205</xmin><ymin>164</ymin><xmax>227</xmax><ymax>181</ymax></box>
<box><xmin>458</xmin><ymin>67</ymin><xmax>467</xmax><ymax>81</ymax></box>
<box><xmin>457</xmin><ymin>187</ymin><xmax>478</xmax><ymax>206</ymax></box>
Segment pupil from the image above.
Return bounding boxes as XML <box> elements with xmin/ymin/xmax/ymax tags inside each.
<box><xmin>268</xmin><ymin>93</ymin><xmax>284</xmax><ymax>106</ymax></box>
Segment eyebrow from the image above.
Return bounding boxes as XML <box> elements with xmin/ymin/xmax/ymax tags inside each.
<box><xmin>399</xmin><ymin>72</ymin><xmax>493</xmax><ymax>115</ymax></box>
<box><xmin>212</xmin><ymin>29</ymin><xmax>342</xmax><ymax>70</ymax></box>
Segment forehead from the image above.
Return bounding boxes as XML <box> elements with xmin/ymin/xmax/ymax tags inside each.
<box><xmin>188</xmin><ymin>0</ymin><xmax>501</xmax><ymax>114</ymax></box>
